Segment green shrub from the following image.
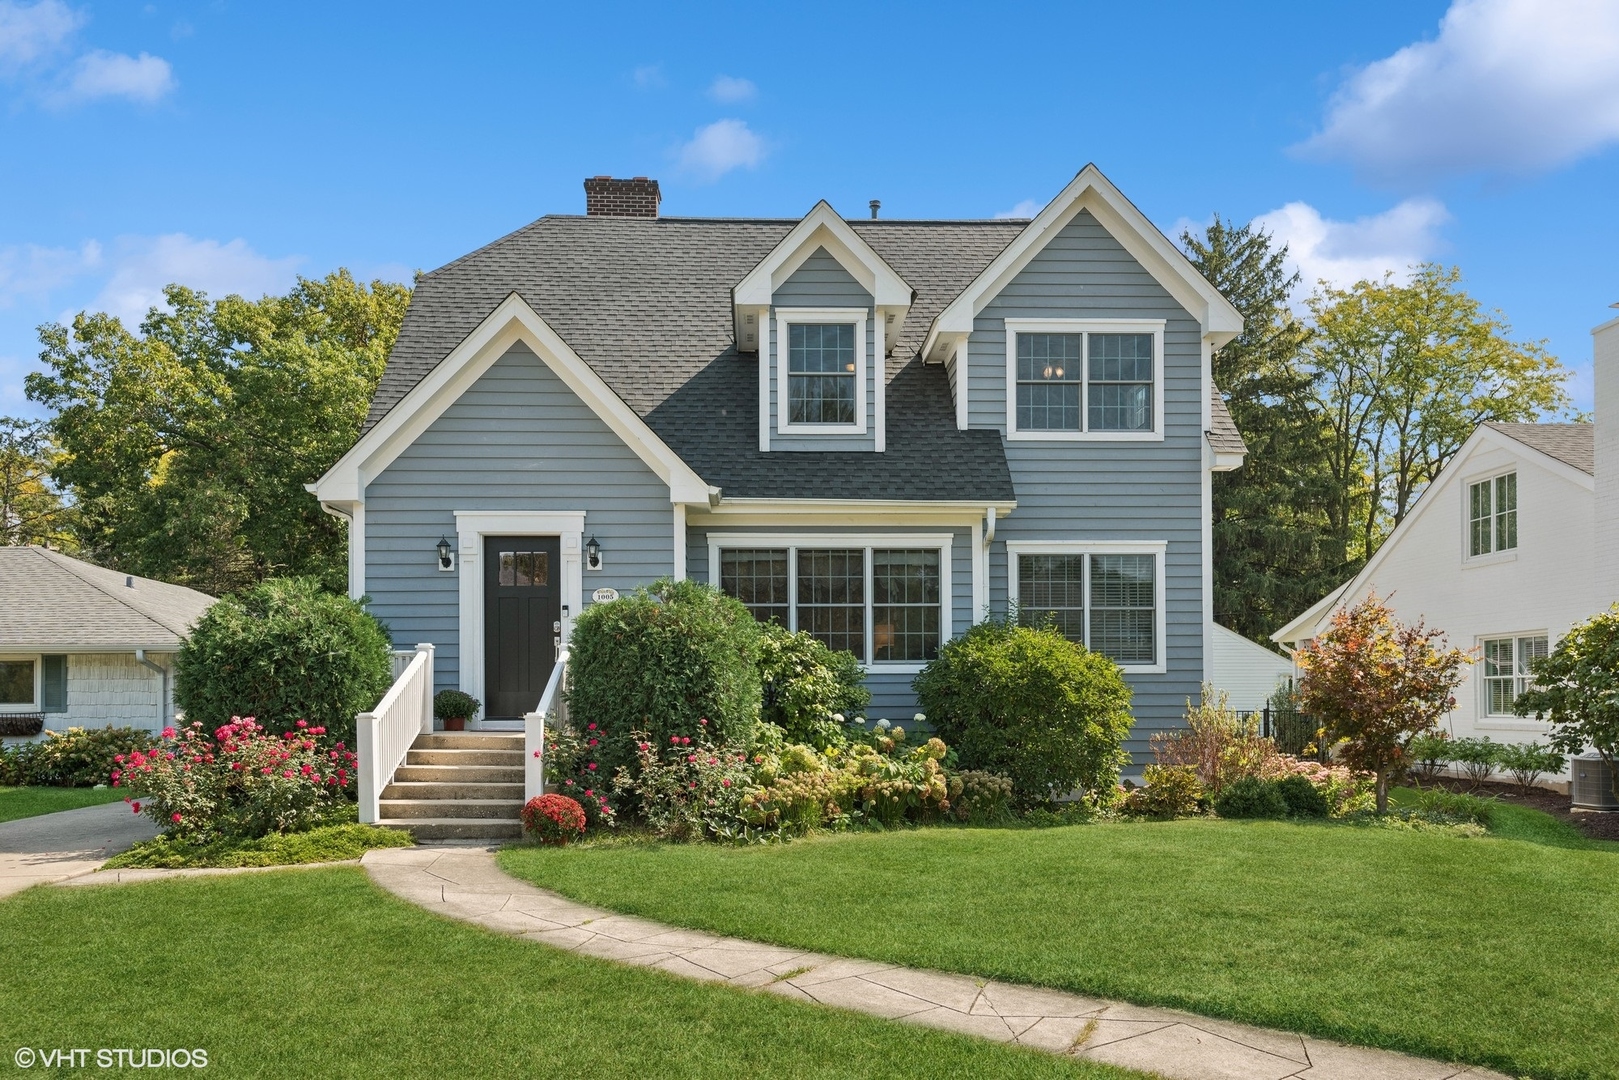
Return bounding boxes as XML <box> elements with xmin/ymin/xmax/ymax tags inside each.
<box><xmin>913</xmin><ymin>619</ymin><xmax>1133</xmax><ymax>809</ymax></box>
<box><xmin>757</xmin><ymin>622</ymin><xmax>869</xmax><ymax>750</ymax></box>
<box><xmin>1407</xmin><ymin>732</ymin><xmax>1453</xmax><ymax>782</ymax></box>
<box><xmin>433</xmin><ymin>689</ymin><xmax>480</xmax><ymax>723</ymax></box>
<box><xmin>175</xmin><ymin>577</ymin><xmax>393</xmax><ymax>745</ymax></box>
<box><xmin>1449</xmin><ymin>737</ymin><xmax>1501</xmax><ymax>789</ymax></box>
<box><xmin>1410</xmin><ymin>787</ymin><xmax>1495</xmax><ymax>827</ymax></box>
<box><xmin>565</xmin><ymin>578</ymin><xmax>762</xmax><ymax>789</ymax></box>
<box><xmin>1494</xmin><ymin>742</ymin><xmax>1565</xmax><ymax>794</ymax></box>
<box><xmin>951</xmin><ymin>770</ymin><xmax>1016</xmax><ymax>824</ymax></box>
<box><xmin>1275</xmin><ymin>773</ymin><xmax>1330</xmax><ymax>818</ymax></box>
<box><xmin>1214</xmin><ymin>776</ymin><xmax>1289</xmax><ymax>819</ymax></box>
<box><xmin>0</xmin><ymin>727</ymin><xmax>158</xmax><ymax>787</ymax></box>
<box><xmin>1123</xmin><ymin>764</ymin><xmax>1204</xmax><ymax>819</ymax></box>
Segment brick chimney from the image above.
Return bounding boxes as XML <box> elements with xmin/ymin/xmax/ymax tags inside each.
<box><xmin>584</xmin><ymin>176</ymin><xmax>661</xmax><ymax>218</ymax></box>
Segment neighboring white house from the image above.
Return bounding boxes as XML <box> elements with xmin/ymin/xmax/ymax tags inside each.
<box><xmin>1209</xmin><ymin>624</ymin><xmax>1294</xmax><ymax>713</ymax></box>
<box><xmin>1273</xmin><ymin>308</ymin><xmax>1619</xmax><ymax>782</ymax></box>
<box><xmin>0</xmin><ymin>547</ymin><xmax>216</xmax><ymax>739</ymax></box>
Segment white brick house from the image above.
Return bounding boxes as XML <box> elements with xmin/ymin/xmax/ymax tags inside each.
<box><xmin>0</xmin><ymin>547</ymin><xmax>216</xmax><ymax>738</ymax></box>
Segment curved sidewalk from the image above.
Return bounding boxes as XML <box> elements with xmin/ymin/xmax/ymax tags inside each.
<box><xmin>0</xmin><ymin>801</ymin><xmax>157</xmax><ymax>898</ymax></box>
<box><xmin>363</xmin><ymin>847</ymin><xmax>1509</xmax><ymax>1080</ymax></box>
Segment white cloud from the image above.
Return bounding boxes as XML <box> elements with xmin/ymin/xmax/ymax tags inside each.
<box><xmin>91</xmin><ymin>234</ymin><xmax>301</xmax><ymax>321</ymax></box>
<box><xmin>0</xmin><ymin>0</ymin><xmax>80</xmax><ymax>72</ymax></box>
<box><xmin>676</xmin><ymin>118</ymin><xmax>765</xmax><ymax>182</ymax></box>
<box><xmin>0</xmin><ymin>239</ymin><xmax>100</xmax><ymax>309</ymax></box>
<box><xmin>54</xmin><ymin>48</ymin><xmax>173</xmax><ymax>104</ymax></box>
<box><xmin>994</xmin><ymin>199</ymin><xmax>1042</xmax><ymax>220</ymax></box>
<box><xmin>1253</xmin><ymin>198</ymin><xmax>1450</xmax><ymax>292</ymax></box>
<box><xmin>632</xmin><ymin>63</ymin><xmax>664</xmax><ymax>89</ymax></box>
<box><xmin>707</xmin><ymin>74</ymin><xmax>755</xmax><ymax>103</ymax></box>
<box><xmin>1299</xmin><ymin>0</ymin><xmax>1619</xmax><ymax>182</ymax></box>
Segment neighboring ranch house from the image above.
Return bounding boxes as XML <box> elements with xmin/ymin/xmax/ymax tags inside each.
<box><xmin>0</xmin><ymin>546</ymin><xmax>216</xmax><ymax>738</ymax></box>
<box><xmin>314</xmin><ymin>166</ymin><xmax>1248</xmax><ymax>760</ymax></box>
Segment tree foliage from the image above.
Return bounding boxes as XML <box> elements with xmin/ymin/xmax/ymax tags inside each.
<box><xmin>1294</xmin><ymin>593</ymin><xmax>1472</xmax><ymax>812</ymax></box>
<box><xmin>1515</xmin><ymin>605</ymin><xmax>1619</xmax><ymax>799</ymax></box>
<box><xmin>0</xmin><ymin>416</ymin><xmax>74</xmax><ymax>548</ymax></box>
<box><xmin>25</xmin><ymin>270</ymin><xmax>411</xmax><ymax>594</ymax></box>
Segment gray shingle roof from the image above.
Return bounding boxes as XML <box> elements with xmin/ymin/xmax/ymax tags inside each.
<box><xmin>0</xmin><ymin>547</ymin><xmax>216</xmax><ymax>651</ymax></box>
<box><xmin>1207</xmin><ymin>387</ymin><xmax>1246</xmax><ymax>455</ymax></box>
<box><xmin>1486</xmin><ymin>422</ymin><xmax>1593</xmax><ymax>475</ymax></box>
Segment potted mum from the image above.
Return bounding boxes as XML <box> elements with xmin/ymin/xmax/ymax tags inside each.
<box><xmin>433</xmin><ymin>689</ymin><xmax>480</xmax><ymax>732</ymax></box>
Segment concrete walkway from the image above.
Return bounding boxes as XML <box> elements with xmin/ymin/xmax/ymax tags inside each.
<box><xmin>0</xmin><ymin>800</ymin><xmax>157</xmax><ymax>897</ymax></box>
<box><xmin>363</xmin><ymin>847</ymin><xmax>1510</xmax><ymax>1080</ymax></box>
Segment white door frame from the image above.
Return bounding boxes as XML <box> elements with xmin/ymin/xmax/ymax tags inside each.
<box><xmin>454</xmin><ymin>511</ymin><xmax>585</xmax><ymax>722</ymax></box>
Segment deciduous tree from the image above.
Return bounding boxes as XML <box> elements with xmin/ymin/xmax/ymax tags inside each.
<box><xmin>0</xmin><ymin>416</ymin><xmax>73</xmax><ymax>548</ymax></box>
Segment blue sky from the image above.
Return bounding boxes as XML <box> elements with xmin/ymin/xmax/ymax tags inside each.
<box><xmin>2</xmin><ymin>0</ymin><xmax>1617</xmax><ymax>417</ymax></box>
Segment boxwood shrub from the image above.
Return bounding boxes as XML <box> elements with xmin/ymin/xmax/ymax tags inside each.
<box><xmin>565</xmin><ymin>578</ymin><xmax>762</xmax><ymax>787</ymax></box>
<box><xmin>913</xmin><ymin>618</ymin><xmax>1133</xmax><ymax>809</ymax></box>
<box><xmin>174</xmin><ymin>577</ymin><xmax>393</xmax><ymax>745</ymax></box>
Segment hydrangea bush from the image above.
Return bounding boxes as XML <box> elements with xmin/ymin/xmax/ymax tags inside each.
<box><xmin>112</xmin><ymin>718</ymin><xmax>357</xmax><ymax>841</ymax></box>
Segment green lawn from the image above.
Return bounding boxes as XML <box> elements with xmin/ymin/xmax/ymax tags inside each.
<box><xmin>502</xmin><ymin>816</ymin><xmax>1619</xmax><ymax>1080</ymax></box>
<box><xmin>0</xmin><ymin>785</ymin><xmax>127</xmax><ymax>824</ymax></box>
<box><xmin>0</xmin><ymin>868</ymin><xmax>1142</xmax><ymax>1080</ymax></box>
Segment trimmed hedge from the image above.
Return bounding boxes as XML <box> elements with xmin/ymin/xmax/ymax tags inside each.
<box><xmin>174</xmin><ymin>577</ymin><xmax>393</xmax><ymax>745</ymax></box>
<box><xmin>913</xmin><ymin>619</ymin><xmax>1133</xmax><ymax>809</ymax></box>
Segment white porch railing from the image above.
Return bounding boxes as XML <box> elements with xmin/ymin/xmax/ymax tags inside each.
<box><xmin>357</xmin><ymin>643</ymin><xmax>435</xmax><ymax>824</ymax></box>
<box><xmin>388</xmin><ymin>649</ymin><xmax>417</xmax><ymax>682</ymax></box>
<box><xmin>524</xmin><ymin>646</ymin><xmax>568</xmax><ymax>802</ymax></box>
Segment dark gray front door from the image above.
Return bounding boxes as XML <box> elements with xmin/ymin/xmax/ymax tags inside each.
<box><xmin>484</xmin><ymin>536</ymin><xmax>562</xmax><ymax>719</ymax></box>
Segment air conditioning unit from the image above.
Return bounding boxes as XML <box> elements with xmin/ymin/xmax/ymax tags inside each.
<box><xmin>1571</xmin><ymin>753</ymin><xmax>1619</xmax><ymax>811</ymax></box>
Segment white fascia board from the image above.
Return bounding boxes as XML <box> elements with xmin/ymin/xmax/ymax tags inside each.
<box><xmin>1209</xmin><ymin>442</ymin><xmax>1245</xmax><ymax>472</ymax></box>
<box><xmin>313</xmin><ymin>292</ymin><xmax>712</xmax><ymax>506</ymax></box>
<box><xmin>923</xmin><ymin>164</ymin><xmax>1243</xmax><ymax>360</ymax></box>
<box><xmin>1271</xmin><ymin>582</ymin><xmax>1350</xmax><ymax>647</ymax></box>
<box><xmin>734</xmin><ymin>201</ymin><xmax>913</xmax><ymax>309</ymax></box>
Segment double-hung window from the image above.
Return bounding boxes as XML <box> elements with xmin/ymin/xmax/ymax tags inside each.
<box><xmin>1467</xmin><ymin>472</ymin><xmax>1517</xmax><ymax>557</ymax></box>
<box><xmin>1005</xmin><ymin>320</ymin><xmax>1163</xmax><ymax>439</ymax></box>
<box><xmin>776</xmin><ymin>310</ymin><xmax>867</xmax><ymax>434</ymax></box>
<box><xmin>1008</xmin><ymin>543</ymin><xmax>1165</xmax><ymax>671</ymax></box>
<box><xmin>713</xmin><ymin>537</ymin><xmax>950</xmax><ymax>668</ymax></box>
<box><xmin>0</xmin><ymin>657</ymin><xmax>38</xmax><ymax>709</ymax></box>
<box><xmin>1481</xmin><ymin>634</ymin><xmax>1547</xmax><ymax>716</ymax></box>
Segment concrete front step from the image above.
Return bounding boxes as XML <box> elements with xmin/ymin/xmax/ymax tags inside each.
<box><xmin>379</xmin><ymin>798</ymin><xmax>522</xmax><ymax>821</ymax></box>
<box><xmin>393</xmin><ymin>764</ymin><xmax>524</xmax><ymax>784</ymax></box>
<box><xmin>406</xmin><ymin>748</ymin><xmax>524</xmax><ymax>767</ymax></box>
<box><xmin>415</xmin><ymin>732</ymin><xmax>524</xmax><ymax>751</ymax></box>
<box><xmin>377</xmin><ymin>818</ymin><xmax>524</xmax><ymax>841</ymax></box>
<box><xmin>381</xmin><ymin>781</ymin><xmax>525</xmax><ymax>801</ymax></box>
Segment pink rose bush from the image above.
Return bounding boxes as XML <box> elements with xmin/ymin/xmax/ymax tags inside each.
<box><xmin>113</xmin><ymin>717</ymin><xmax>358</xmax><ymax>841</ymax></box>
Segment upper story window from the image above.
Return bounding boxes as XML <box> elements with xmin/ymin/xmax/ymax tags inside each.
<box><xmin>788</xmin><ymin>323</ymin><xmax>856</xmax><ymax>424</ymax></box>
<box><xmin>1004</xmin><ymin>320</ymin><xmax>1164</xmax><ymax>441</ymax></box>
<box><xmin>1468</xmin><ymin>472</ymin><xmax>1517</xmax><ymax>557</ymax></box>
<box><xmin>1481</xmin><ymin>633</ymin><xmax>1547</xmax><ymax>715</ymax></box>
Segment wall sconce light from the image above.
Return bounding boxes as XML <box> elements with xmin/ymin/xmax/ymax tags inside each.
<box><xmin>436</xmin><ymin>536</ymin><xmax>454</xmax><ymax>572</ymax></box>
<box><xmin>585</xmin><ymin>536</ymin><xmax>603</xmax><ymax>571</ymax></box>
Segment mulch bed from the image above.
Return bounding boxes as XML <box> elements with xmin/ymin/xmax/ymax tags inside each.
<box><xmin>1410</xmin><ymin>776</ymin><xmax>1619</xmax><ymax>843</ymax></box>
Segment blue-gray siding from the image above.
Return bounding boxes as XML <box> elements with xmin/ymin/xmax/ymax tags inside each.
<box><xmin>973</xmin><ymin>210</ymin><xmax>1206</xmax><ymax>755</ymax></box>
<box><xmin>687</xmin><ymin>522</ymin><xmax>973</xmax><ymax>719</ymax></box>
<box><xmin>364</xmin><ymin>344</ymin><xmax>675</xmax><ymax>692</ymax></box>
<box><xmin>769</xmin><ymin>248</ymin><xmax>877</xmax><ymax>452</ymax></box>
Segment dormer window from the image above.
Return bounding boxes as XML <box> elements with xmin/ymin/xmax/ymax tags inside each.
<box><xmin>788</xmin><ymin>323</ymin><xmax>857</xmax><ymax>424</ymax></box>
<box><xmin>1004</xmin><ymin>319</ymin><xmax>1164</xmax><ymax>441</ymax></box>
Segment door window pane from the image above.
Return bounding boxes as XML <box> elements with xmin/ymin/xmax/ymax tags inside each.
<box><xmin>1017</xmin><ymin>554</ymin><xmax>1086</xmax><ymax>643</ymax></box>
<box><xmin>1087</xmin><ymin>334</ymin><xmax>1153</xmax><ymax>431</ymax></box>
<box><xmin>788</xmin><ymin>323</ymin><xmax>857</xmax><ymax>424</ymax></box>
<box><xmin>797</xmin><ymin>549</ymin><xmax>865</xmax><ymax>654</ymax></box>
<box><xmin>499</xmin><ymin>551</ymin><xmax>549</xmax><ymax>587</ymax></box>
<box><xmin>1015</xmin><ymin>333</ymin><xmax>1082</xmax><ymax>431</ymax></box>
<box><xmin>720</xmin><ymin>549</ymin><xmax>790</xmax><ymax>625</ymax></box>
<box><xmin>0</xmin><ymin>659</ymin><xmax>35</xmax><ymax>705</ymax></box>
<box><xmin>873</xmin><ymin>549</ymin><xmax>940</xmax><ymax>661</ymax></box>
<box><xmin>1089</xmin><ymin>554</ymin><xmax>1156</xmax><ymax>664</ymax></box>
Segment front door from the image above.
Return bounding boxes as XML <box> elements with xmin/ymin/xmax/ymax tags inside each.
<box><xmin>484</xmin><ymin>535</ymin><xmax>562</xmax><ymax>719</ymax></box>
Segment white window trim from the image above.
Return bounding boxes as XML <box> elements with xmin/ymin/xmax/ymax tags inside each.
<box><xmin>0</xmin><ymin>653</ymin><xmax>42</xmax><ymax>713</ymax></box>
<box><xmin>1477</xmin><ymin>631</ymin><xmax>1548</xmax><ymax>720</ymax></box>
<box><xmin>775</xmin><ymin>308</ymin><xmax>869</xmax><ymax>436</ymax></box>
<box><xmin>707</xmin><ymin>532</ymin><xmax>953</xmax><ymax>674</ymax></box>
<box><xmin>1004</xmin><ymin>540</ymin><xmax>1168</xmax><ymax>674</ymax></box>
<box><xmin>1003</xmin><ymin>319</ymin><xmax>1165</xmax><ymax>442</ymax></box>
<box><xmin>454</xmin><ymin>511</ymin><xmax>586</xmax><ymax>723</ymax></box>
<box><xmin>1462</xmin><ymin>468</ymin><xmax>1518</xmax><ymax>565</ymax></box>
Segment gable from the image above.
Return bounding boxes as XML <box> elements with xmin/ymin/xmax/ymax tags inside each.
<box><xmin>773</xmin><ymin>248</ymin><xmax>872</xmax><ymax>307</ymax></box>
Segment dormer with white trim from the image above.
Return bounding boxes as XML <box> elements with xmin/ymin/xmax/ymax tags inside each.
<box><xmin>734</xmin><ymin>202</ymin><xmax>913</xmax><ymax>453</ymax></box>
